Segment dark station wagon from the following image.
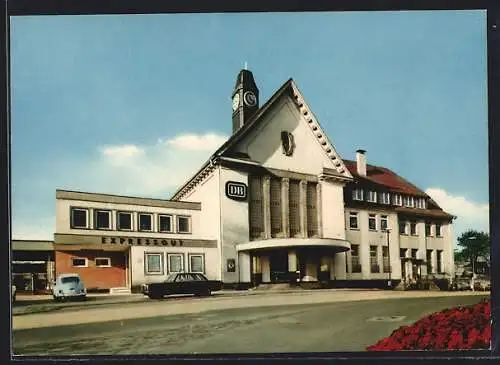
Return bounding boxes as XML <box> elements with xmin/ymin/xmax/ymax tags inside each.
<box><xmin>141</xmin><ymin>273</ymin><xmax>223</xmax><ymax>299</ymax></box>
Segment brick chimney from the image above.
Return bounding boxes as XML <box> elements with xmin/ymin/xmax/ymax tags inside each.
<box><xmin>356</xmin><ymin>149</ymin><xmax>367</xmax><ymax>176</ymax></box>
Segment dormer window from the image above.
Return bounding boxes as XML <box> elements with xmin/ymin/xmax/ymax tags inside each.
<box><xmin>380</xmin><ymin>192</ymin><xmax>391</xmax><ymax>204</ymax></box>
<box><xmin>417</xmin><ymin>198</ymin><xmax>427</xmax><ymax>209</ymax></box>
<box><xmin>352</xmin><ymin>189</ymin><xmax>364</xmax><ymax>201</ymax></box>
<box><xmin>367</xmin><ymin>191</ymin><xmax>377</xmax><ymax>203</ymax></box>
<box><xmin>393</xmin><ymin>194</ymin><xmax>402</xmax><ymax>206</ymax></box>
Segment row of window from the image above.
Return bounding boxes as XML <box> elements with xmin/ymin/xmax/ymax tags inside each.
<box><xmin>352</xmin><ymin>189</ymin><xmax>427</xmax><ymax>209</ymax></box>
<box><xmin>348</xmin><ymin>212</ymin><xmax>443</xmax><ymax>237</ymax></box>
<box><xmin>70</xmin><ymin>207</ymin><xmax>192</xmax><ymax>234</ymax></box>
<box><xmin>144</xmin><ymin>252</ymin><xmax>204</xmax><ymax>276</ymax></box>
<box><xmin>72</xmin><ymin>257</ymin><xmax>111</xmax><ymax>268</ymax></box>
<box><xmin>348</xmin><ymin>246</ymin><xmax>445</xmax><ymax>274</ymax></box>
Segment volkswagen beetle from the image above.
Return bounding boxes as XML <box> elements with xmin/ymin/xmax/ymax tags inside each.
<box><xmin>53</xmin><ymin>273</ymin><xmax>87</xmax><ymax>301</ymax></box>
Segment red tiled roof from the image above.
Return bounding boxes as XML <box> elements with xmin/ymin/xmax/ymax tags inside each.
<box><xmin>343</xmin><ymin>160</ymin><xmax>427</xmax><ymax>197</ymax></box>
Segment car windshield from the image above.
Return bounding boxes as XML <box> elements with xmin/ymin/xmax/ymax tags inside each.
<box><xmin>61</xmin><ymin>277</ymin><xmax>80</xmax><ymax>284</ymax></box>
<box><xmin>165</xmin><ymin>274</ymin><xmax>177</xmax><ymax>282</ymax></box>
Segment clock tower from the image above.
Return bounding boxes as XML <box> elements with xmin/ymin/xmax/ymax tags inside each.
<box><xmin>231</xmin><ymin>69</ymin><xmax>259</xmax><ymax>134</ymax></box>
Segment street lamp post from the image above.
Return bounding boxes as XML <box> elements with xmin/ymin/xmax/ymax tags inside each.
<box><xmin>385</xmin><ymin>228</ymin><xmax>391</xmax><ymax>288</ymax></box>
<box><xmin>469</xmin><ymin>236</ymin><xmax>477</xmax><ymax>291</ymax></box>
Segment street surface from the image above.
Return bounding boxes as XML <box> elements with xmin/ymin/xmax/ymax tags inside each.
<box><xmin>12</xmin><ymin>290</ymin><xmax>488</xmax><ymax>355</ymax></box>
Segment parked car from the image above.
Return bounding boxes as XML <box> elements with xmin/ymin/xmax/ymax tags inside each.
<box><xmin>12</xmin><ymin>284</ymin><xmax>16</xmax><ymax>303</ymax></box>
<box><xmin>141</xmin><ymin>273</ymin><xmax>223</xmax><ymax>299</ymax></box>
<box><xmin>52</xmin><ymin>273</ymin><xmax>87</xmax><ymax>301</ymax></box>
<box><xmin>452</xmin><ymin>278</ymin><xmax>472</xmax><ymax>291</ymax></box>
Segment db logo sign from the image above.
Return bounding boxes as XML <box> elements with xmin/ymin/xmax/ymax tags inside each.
<box><xmin>225</xmin><ymin>181</ymin><xmax>247</xmax><ymax>201</ymax></box>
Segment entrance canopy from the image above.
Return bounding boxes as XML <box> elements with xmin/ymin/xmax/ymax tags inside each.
<box><xmin>236</xmin><ymin>238</ymin><xmax>350</xmax><ymax>253</ymax></box>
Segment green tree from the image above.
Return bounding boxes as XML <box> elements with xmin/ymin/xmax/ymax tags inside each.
<box><xmin>456</xmin><ymin>230</ymin><xmax>490</xmax><ymax>274</ymax></box>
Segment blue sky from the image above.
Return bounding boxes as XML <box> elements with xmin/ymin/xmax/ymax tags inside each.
<box><xmin>10</xmin><ymin>11</ymin><xmax>488</xmax><ymax>245</ymax></box>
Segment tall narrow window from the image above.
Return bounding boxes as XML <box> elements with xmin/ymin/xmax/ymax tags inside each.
<box><xmin>380</xmin><ymin>215</ymin><xmax>388</xmax><ymax>231</ymax></box>
<box><xmin>426</xmin><ymin>249</ymin><xmax>433</xmax><ymax>274</ymax></box>
<box><xmin>351</xmin><ymin>244</ymin><xmax>361</xmax><ymax>273</ymax></box>
<box><xmin>370</xmin><ymin>246</ymin><xmax>379</xmax><ymax>273</ymax></box>
<box><xmin>306</xmin><ymin>183</ymin><xmax>318</xmax><ymax>237</ymax></box>
<box><xmin>400</xmin><ymin>248</ymin><xmax>407</xmax><ymax>258</ymax></box>
<box><xmin>425</xmin><ymin>222</ymin><xmax>432</xmax><ymax>237</ymax></box>
<box><xmin>289</xmin><ymin>180</ymin><xmax>300</xmax><ymax>237</ymax></box>
<box><xmin>349</xmin><ymin>212</ymin><xmax>358</xmax><ymax>229</ymax></box>
<box><xmin>435</xmin><ymin>223</ymin><xmax>442</xmax><ymax>237</ymax></box>
<box><xmin>380</xmin><ymin>192</ymin><xmax>391</xmax><ymax>204</ymax></box>
<box><xmin>393</xmin><ymin>194</ymin><xmax>402</xmax><ymax>206</ymax></box>
<box><xmin>270</xmin><ymin>178</ymin><xmax>282</xmax><ymax>237</ymax></box>
<box><xmin>382</xmin><ymin>246</ymin><xmax>390</xmax><ymax>273</ymax></box>
<box><xmin>411</xmin><ymin>249</ymin><xmax>418</xmax><ymax>259</ymax></box>
<box><xmin>249</xmin><ymin>176</ymin><xmax>264</xmax><ymax>239</ymax></box>
<box><xmin>368</xmin><ymin>214</ymin><xmax>377</xmax><ymax>230</ymax></box>
<box><xmin>410</xmin><ymin>221</ymin><xmax>417</xmax><ymax>236</ymax></box>
<box><xmin>437</xmin><ymin>250</ymin><xmax>443</xmax><ymax>273</ymax></box>
<box><xmin>399</xmin><ymin>221</ymin><xmax>407</xmax><ymax>235</ymax></box>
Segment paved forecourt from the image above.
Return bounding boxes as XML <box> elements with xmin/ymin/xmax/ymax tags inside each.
<box><xmin>12</xmin><ymin>290</ymin><xmax>488</xmax><ymax>330</ymax></box>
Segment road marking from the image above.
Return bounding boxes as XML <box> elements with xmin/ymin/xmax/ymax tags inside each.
<box><xmin>366</xmin><ymin>316</ymin><xmax>406</xmax><ymax>322</ymax></box>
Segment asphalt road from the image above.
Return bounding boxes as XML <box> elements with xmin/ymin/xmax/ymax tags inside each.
<box><xmin>12</xmin><ymin>293</ymin><xmax>488</xmax><ymax>355</ymax></box>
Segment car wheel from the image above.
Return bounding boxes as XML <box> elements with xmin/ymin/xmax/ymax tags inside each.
<box><xmin>148</xmin><ymin>291</ymin><xmax>163</xmax><ymax>299</ymax></box>
<box><xmin>203</xmin><ymin>288</ymin><xmax>211</xmax><ymax>297</ymax></box>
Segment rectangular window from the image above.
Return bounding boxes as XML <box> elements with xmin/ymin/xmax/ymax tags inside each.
<box><xmin>145</xmin><ymin>253</ymin><xmax>163</xmax><ymax>275</ymax></box>
<box><xmin>189</xmin><ymin>254</ymin><xmax>205</xmax><ymax>273</ymax></box>
<box><xmin>168</xmin><ymin>253</ymin><xmax>184</xmax><ymax>274</ymax></box>
<box><xmin>426</xmin><ymin>249</ymin><xmax>433</xmax><ymax>274</ymax></box>
<box><xmin>425</xmin><ymin>222</ymin><xmax>432</xmax><ymax>237</ymax></box>
<box><xmin>382</xmin><ymin>246</ymin><xmax>390</xmax><ymax>273</ymax></box>
<box><xmin>392</xmin><ymin>194</ymin><xmax>402</xmax><ymax>206</ymax></box>
<box><xmin>437</xmin><ymin>250</ymin><xmax>443</xmax><ymax>273</ymax></box>
<box><xmin>399</xmin><ymin>221</ymin><xmax>407</xmax><ymax>235</ymax></box>
<box><xmin>352</xmin><ymin>188</ymin><xmax>364</xmax><ymax>201</ymax></box>
<box><xmin>270</xmin><ymin>178</ymin><xmax>282</xmax><ymax>237</ymax></box>
<box><xmin>408</xmin><ymin>197</ymin><xmax>415</xmax><ymax>208</ymax></box>
<box><xmin>411</xmin><ymin>249</ymin><xmax>418</xmax><ymax>260</ymax></box>
<box><xmin>400</xmin><ymin>248</ymin><xmax>407</xmax><ymax>258</ymax></box>
<box><xmin>351</xmin><ymin>244</ymin><xmax>361</xmax><ymax>273</ymax></box>
<box><xmin>380</xmin><ymin>215</ymin><xmax>388</xmax><ymax>231</ymax></box>
<box><xmin>94</xmin><ymin>210</ymin><xmax>111</xmax><ymax>230</ymax></box>
<box><xmin>72</xmin><ymin>257</ymin><xmax>88</xmax><ymax>267</ymax></box>
<box><xmin>370</xmin><ymin>246</ymin><xmax>379</xmax><ymax>273</ymax></box>
<box><xmin>368</xmin><ymin>214</ymin><xmax>377</xmax><ymax>230</ymax></box>
<box><xmin>177</xmin><ymin>216</ymin><xmax>191</xmax><ymax>233</ymax></box>
<box><xmin>139</xmin><ymin>213</ymin><xmax>153</xmax><ymax>231</ymax></box>
<box><xmin>367</xmin><ymin>191</ymin><xmax>377</xmax><ymax>203</ymax></box>
<box><xmin>249</xmin><ymin>176</ymin><xmax>264</xmax><ymax>239</ymax></box>
<box><xmin>289</xmin><ymin>180</ymin><xmax>301</xmax><ymax>237</ymax></box>
<box><xmin>436</xmin><ymin>224</ymin><xmax>442</xmax><ymax>237</ymax></box>
<box><xmin>95</xmin><ymin>257</ymin><xmax>111</xmax><ymax>267</ymax></box>
<box><xmin>410</xmin><ymin>221</ymin><xmax>417</xmax><ymax>236</ymax></box>
<box><xmin>349</xmin><ymin>212</ymin><xmax>358</xmax><ymax>229</ymax></box>
<box><xmin>403</xmin><ymin>196</ymin><xmax>409</xmax><ymax>207</ymax></box>
<box><xmin>70</xmin><ymin>208</ymin><xmax>89</xmax><ymax>229</ymax></box>
<box><xmin>306</xmin><ymin>183</ymin><xmax>318</xmax><ymax>237</ymax></box>
<box><xmin>117</xmin><ymin>212</ymin><xmax>133</xmax><ymax>231</ymax></box>
<box><xmin>158</xmin><ymin>215</ymin><xmax>173</xmax><ymax>233</ymax></box>
<box><xmin>379</xmin><ymin>192</ymin><xmax>391</xmax><ymax>204</ymax></box>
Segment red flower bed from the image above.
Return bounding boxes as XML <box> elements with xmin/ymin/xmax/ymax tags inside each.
<box><xmin>367</xmin><ymin>299</ymin><xmax>491</xmax><ymax>351</ymax></box>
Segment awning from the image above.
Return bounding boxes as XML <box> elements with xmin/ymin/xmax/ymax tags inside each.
<box><xmin>236</xmin><ymin>238</ymin><xmax>350</xmax><ymax>253</ymax></box>
<box><xmin>54</xmin><ymin>244</ymin><xmax>130</xmax><ymax>252</ymax></box>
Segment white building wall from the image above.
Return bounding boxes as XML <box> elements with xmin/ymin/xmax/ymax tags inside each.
<box><xmin>320</xmin><ymin>181</ymin><xmax>347</xmax><ymax>240</ymax></box>
<box><xmin>130</xmin><ymin>246</ymin><xmax>219</xmax><ymax>286</ymax></box>
<box><xmin>219</xmin><ymin>167</ymin><xmax>250</xmax><ymax>283</ymax></box>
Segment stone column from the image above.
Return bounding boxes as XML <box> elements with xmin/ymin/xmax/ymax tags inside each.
<box><xmin>262</xmin><ymin>176</ymin><xmax>271</xmax><ymax>239</ymax></box>
<box><xmin>281</xmin><ymin>178</ymin><xmax>290</xmax><ymax>238</ymax></box>
<box><xmin>299</xmin><ymin>180</ymin><xmax>308</xmax><ymax>238</ymax></box>
<box><xmin>316</xmin><ymin>182</ymin><xmax>323</xmax><ymax>238</ymax></box>
<box><xmin>261</xmin><ymin>255</ymin><xmax>270</xmax><ymax>283</ymax></box>
<box><xmin>238</xmin><ymin>251</ymin><xmax>251</xmax><ymax>284</ymax></box>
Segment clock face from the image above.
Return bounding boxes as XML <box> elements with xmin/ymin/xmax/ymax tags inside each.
<box><xmin>243</xmin><ymin>91</ymin><xmax>257</xmax><ymax>107</ymax></box>
<box><xmin>232</xmin><ymin>93</ymin><xmax>240</xmax><ymax>111</ymax></box>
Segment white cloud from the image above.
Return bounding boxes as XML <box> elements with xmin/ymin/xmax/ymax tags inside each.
<box><xmin>425</xmin><ymin>187</ymin><xmax>489</xmax><ymax>246</ymax></box>
<box><xmin>12</xmin><ymin>215</ymin><xmax>55</xmax><ymax>241</ymax></box>
<box><xmin>64</xmin><ymin>132</ymin><xmax>228</xmax><ymax>198</ymax></box>
<box><xmin>165</xmin><ymin>133</ymin><xmax>228</xmax><ymax>151</ymax></box>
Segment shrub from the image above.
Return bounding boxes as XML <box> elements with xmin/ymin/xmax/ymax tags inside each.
<box><xmin>366</xmin><ymin>299</ymin><xmax>491</xmax><ymax>351</ymax></box>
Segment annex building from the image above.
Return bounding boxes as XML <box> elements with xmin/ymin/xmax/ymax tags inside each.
<box><xmin>48</xmin><ymin>70</ymin><xmax>455</xmax><ymax>293</ymax></box>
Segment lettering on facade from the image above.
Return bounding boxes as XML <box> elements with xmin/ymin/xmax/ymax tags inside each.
<box><xmin>101</xmin><ymin>236</ymin><xmax>184</xmax><ymax>247</ymax></box>
<box><xmin>225</xmin><ymin>181</ymin><xmax>247</xmax><ymax>201</ymax></box>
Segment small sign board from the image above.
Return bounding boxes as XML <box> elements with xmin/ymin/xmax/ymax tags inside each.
<box><xmin>227</xmin><ymin>259</ymin><xmax>236</xmax><ymax>272</ymax></box>
<box><xmin>225</xmin><ymin>181</ymin><xmax>247</xmax><ymax>201</ymax></box>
